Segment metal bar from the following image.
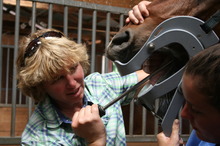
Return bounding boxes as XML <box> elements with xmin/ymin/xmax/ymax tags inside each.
<box><xmin>63</xmin><ymin>6</ymin><xmax>68</xmax><ymax>35</ymax></box>
<box><xmin>5</xmin><ymin>48</ymin><xmax>10</xmax><ymax>104</ymax></box>
<box><xmin>179</xmin><ymin>108</ymin><xmax>183</xmax><ymax>134</ymax></box>
<box><xmin>129</xmin><ymin>101</ymin><xmax>134</xmax><ymax>135</ymax></box>
<box><xmin>2</xmin><ymin>45</ymin><xmax>15</xmax><ymax>48</ymax></box>
<box><xmin>30</xmin><ymin>0</ymin><xmax>129</xmax><ymax>14</ymax></box>
<box><xmin>126</xmin><ymin>135</ymin><xmax>189</xmax><ymax>142</ymax></box>
<box><xmin>77</xmin><ymin>8</ymin><xmax>83</xmax><ymax>44</ymax></box>
<box><xmin>48</xmin><ymin>3</ymin><xmax>53</xmax><ymax>28</ymax></box>
<box><xmin>11</xmin><ymin>0</ymin><xmax>21</xmax><ymax>137</ymax></box>
<box><xmin>142</xmin><ymin>108</ymin><xmax>147</xmax><ymax>135</ymax></box>
<box><xmin>19</xmin><ymin>90</ymin><xmax>22</xmax><ymax>105</ymax></box>
<box><xmin>0</xmin><ymin>137</ymin><xmax>21</xmax><ymax>144</ymax></box>
<box><xmin>28</xmin><ymin>1</ymin><xmax>37</xmax><ymax>118</ymax></box>
<box><xmin>154</xmin><ymin>99</ymin><xmax>159</xmax><ymax>134</ymax></box>
<box><xmin>126</xmin><ymin>135</ymin><xmax>157</xmax><ymax>142</ymax></box>
<box><xmin>0</xmin><ymin>135</ymin><xmax>190</xmax><ymax>144</ymax></box>
<box><xmin>28</xmin><ymin>97</ymin><xmax>33</xmax><ymax>117</ymax></box>
<box><xmin>90</xmin><ymin>10</ymin><xmax>97</xmax><ymax>73</ymax></box>
<box><xmin>101</xmin><ymin>55</ymin><xmax>105</xmax><ymax>74</ymax></box>
<box><xmin>104</xmin><ymin>12</ymin><xmax>110</xmax><ymax>73</ymax></box>
<box><xmin>0</xmin><ymin>0</ymin><xmax>3</xmax><ymax>103</ymax></box>
<box><xmin>119</xmin><ymin>14</ymin><xmax>124</xmax><ymax>29</ymax></box>
<box><xmin>105</xmin><ymin>12</ymin><xmax>111</xmax><ymax>51</ymax></box>
<box><xmin>190</xmin><ymin>123</ymin><xmax>193</xmax><ymax>132</ymax></box>
<box><xmin>31</xmin><ymin>2</ymin><xmax>37</xmax><ymax>33</ymax></box>
<box><xmin>0</xmin><ymin>104</ymin><xmax>28</xmax><ymax>107</ymax></box>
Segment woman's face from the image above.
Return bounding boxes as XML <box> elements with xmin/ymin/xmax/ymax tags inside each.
<box><xmin>43</xmin><ymin>64</ymin><xmax>85</xmax><ymax>108</ymax></box>
<box><xmin>181</xmin><ymin>74</ymin><xmax>220</xmax><ymax>143</ymax></box>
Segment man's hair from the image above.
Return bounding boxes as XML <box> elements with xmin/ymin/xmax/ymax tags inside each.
<box><xmin>16</xmin><ymin>29</ymin><xmax>89</xmax><ymax>102</ymax></box>
<box><xmin>184</xmin><ymin>43</ymin><xmax>220</xmax><ymax>110</ymax></box>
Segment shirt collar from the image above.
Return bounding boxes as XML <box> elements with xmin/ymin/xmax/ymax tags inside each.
<box><xmin>38</xmin><ymin>97</ymin><xmax>63</xmax><ymax>128</ymax></box>
<box><xmin>54</xmin><ymin>95</ymin><xmax>90</xmax><ymax>124</ymax></box>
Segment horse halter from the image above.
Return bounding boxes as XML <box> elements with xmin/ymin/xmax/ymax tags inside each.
<box><xmin>112</xmin><ymin>15</ymin><xmax>219</xmax><ymax>136</ymax></box>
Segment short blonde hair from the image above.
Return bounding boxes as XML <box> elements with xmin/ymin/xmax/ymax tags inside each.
<box><xmin>16</xmin><ymin>29</ymin><xmax>89</xmax><ymax>102</ymax></box>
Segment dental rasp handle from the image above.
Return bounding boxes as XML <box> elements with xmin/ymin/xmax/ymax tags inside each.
<box><xmin>98</xmin><ymin>60</ymin><xmax>174</xmax><ymax>117</ymax></box>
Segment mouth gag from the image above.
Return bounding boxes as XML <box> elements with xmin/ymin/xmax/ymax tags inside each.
<box><xmin>109</xmin><ymin>15</ymin><xmax>219</xmax><ymax>137</ymax></box>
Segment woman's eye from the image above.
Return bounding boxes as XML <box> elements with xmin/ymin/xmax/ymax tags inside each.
<box><xmin>52</xmin><ymin>76</ymin><xmax>64</xmax><ymax>84</ymax></box>
<box><xmin>70</xmin><ymin>65</ymin><xmax>78</xmax><ymax>74</ymax></box>
<box><xmin>191</xmin><ymin>107</ymin><xmax>201</xmax><ymax>114</ymax></box>
<box><xmin>70</xmin><ymin>68</ymin><xmax>75</xmax><ymax>74</ymax></box>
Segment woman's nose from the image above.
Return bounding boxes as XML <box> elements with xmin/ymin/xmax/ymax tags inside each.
<box><xmin>65</xmin><ymin>74</ymin><xmax>76</xmax><ymax>87</ymax></box>
<box><xmin>181</xmin><ymin>103</ymin><xmax>192</xmax><ymax>120</ymax></box>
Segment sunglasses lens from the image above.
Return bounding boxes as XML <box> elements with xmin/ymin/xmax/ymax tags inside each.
<box><xmin>24</xmin><ymin>40</ymin><xmax>40</xmax><ymax>58</ymax></box>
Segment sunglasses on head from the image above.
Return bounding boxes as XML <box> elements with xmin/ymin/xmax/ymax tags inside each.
<box><xmin>21</xmin><ymin>31</ymin><xmax>64</xmax><ymax>67</ymax></box>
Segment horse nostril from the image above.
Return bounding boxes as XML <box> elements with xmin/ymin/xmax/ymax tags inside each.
<box><xmin>112</xmin><ymin>31</ymin><xmax>130</xmax><ymax>45</ymax></box>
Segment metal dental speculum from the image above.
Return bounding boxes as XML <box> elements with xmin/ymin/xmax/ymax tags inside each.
<box><xmin>113</xmin><ymin>16</ymin><xmax>219</xmax><ymax>136</ymax></box>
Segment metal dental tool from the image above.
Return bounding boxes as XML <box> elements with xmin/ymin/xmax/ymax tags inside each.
<box><xmin>98</xmin><ymin>60</ymin><xmax>173</xmax><ymax>117</ymax></box>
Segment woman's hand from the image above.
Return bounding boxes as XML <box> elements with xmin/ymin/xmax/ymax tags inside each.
<box><xmin>72</xmin><ymin>104</ymin><xmax>106</xmax><ymax>146</ymax></box>
<box><xmin>157</xmin><ymin>119</ymin><xmax>184</xmax><ymax>146</ymax></box>
<box><xmin>126</xmin><ymin>1</ymin><xmax>151</xmax><ymax>24</ymax></box>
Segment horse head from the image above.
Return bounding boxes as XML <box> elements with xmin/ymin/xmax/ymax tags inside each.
<box><xmin>106</xmin><ymin>0</ymin><xmax>220</xmax><ymax>119</ymax></box>
<box><xmin>106</xmin><ymin>0</ymin><xmax>220</xmax><ymax>63</ymax></box>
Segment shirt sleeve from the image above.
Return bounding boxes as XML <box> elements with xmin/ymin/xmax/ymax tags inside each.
<box><xmin>84</xmin><ymin>71</ymin><xmax>138</xmax><ymax>106</ymax></box>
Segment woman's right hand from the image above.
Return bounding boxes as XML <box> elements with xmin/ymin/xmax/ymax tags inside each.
<box><xmin>157</xmin><ymin>119</ymin><xmax>184</xmax><ymax>146</ymax></box>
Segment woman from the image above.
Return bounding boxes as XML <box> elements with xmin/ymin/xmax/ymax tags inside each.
<box><xmin>17</xmin><ymin>29</ymin><xmax>148</xmax><ymax>145</ymax></box>
<box><xmin>157</xmin><ymin>43</ymin><xmax>220</xmax><ymax>146</ymax></box>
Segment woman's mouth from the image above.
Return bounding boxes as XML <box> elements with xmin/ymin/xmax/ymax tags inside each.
<box><xmin>67</xmin><ymin>87</ymin><xmax>80</xmax><ymax>96</ymax></box>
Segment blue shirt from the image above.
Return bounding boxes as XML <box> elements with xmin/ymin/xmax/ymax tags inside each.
<box><xmin>187</xmin><ymin>130</ymin><xmax>216</xmax><ymax>146</ymax></box>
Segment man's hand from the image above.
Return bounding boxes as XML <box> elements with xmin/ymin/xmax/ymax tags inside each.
<box><xmin>126</xmin><ymin>1</ymin><xmax>151</xmax><ymax>24</ymax></box>
<box><xmin>72</xmin><ymin>104</ymin><xmax>106</xmax><ymax>146</ymax></box>
<box><xmin>157</xmin><ymin>119</ymin><xmax>184</xmax><ymax>146</ymax></box>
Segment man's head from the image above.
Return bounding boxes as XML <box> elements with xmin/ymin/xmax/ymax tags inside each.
<box><xmin>16</xmin><ymin>29</ymin><xmax>90</xmax><ymax>102</ymax></box>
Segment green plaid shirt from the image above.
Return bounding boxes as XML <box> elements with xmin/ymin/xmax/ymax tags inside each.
<box><xmin>21</xmin><ymin>72</ymin><xmax>138</xmax><ymax>146</ymax></box>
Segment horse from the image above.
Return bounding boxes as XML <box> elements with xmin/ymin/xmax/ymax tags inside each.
<box><xmin>106</xmin><ymin>0</ymin><xmax>220</xmax><ymax>120</ymax></box>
